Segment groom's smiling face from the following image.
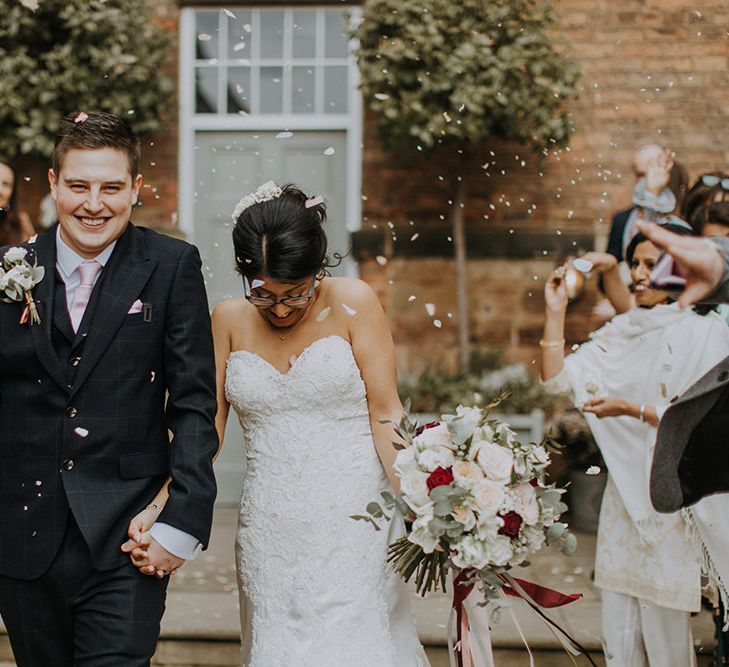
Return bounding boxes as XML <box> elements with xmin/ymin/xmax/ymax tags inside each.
<box><xmin>49</xmin><ymin>148</ymin><xmax>142</xmax><ymax>259</ymax></box>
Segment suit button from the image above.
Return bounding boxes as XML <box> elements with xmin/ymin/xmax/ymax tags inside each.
<box><xmin>70</xmin><ymin>356</ymin><xmax>81</xmax><ymax>367</ymax></box>
<box><xmin>719</xmin><ymin>370</ymin><xmax>729</xmax><ymax>383</ymax></box>
<box><xmin>66</xmin><ymin>407</ymin><xmax>78</xmax><ymax>418</ymax></box>
<box><xmin>62</xmin><ymin>459</ymin><xmax>75</xmax><ymax>471</ymax></box>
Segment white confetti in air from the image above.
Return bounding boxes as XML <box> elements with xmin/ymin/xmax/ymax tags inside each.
<box><xmin>74</xmin><ymin>112</ymin><xmax>88</xmax><ymax>124</ymax></box>
<box><xmin>35</xmin><ymin>480</ymin><xmax>42</xmax><ymax>487</ymax></box>
<box><xmin>150</xmin><ymin>371</ymin><xmax>156</xmax><ymax>382</ymax></box>
<box><xmin>586</xmin><ymin>466</ymin><xmax>601</xmax><ymax>475</ymax></box>
<box><xmin>244</xmin><ymin>258</ymin><xmax>253</xmax><ymax>264</ymax></box>
<box><xmin>305</xmin><ymin>195</ymin><xmax>324</xmax><ymax>209</ymax></box>
<box><xmin>408</xmin><ymin>295</ymin><xmax>416</xmax><ymax>302</ymax></box>
<box><xmin>235</xmin><ymin>84</ymin><xmax>244</xmax><ymax>94</ymax></box>
<box><xmin>198</xmin><ymin>33</ymin><xmax>212</xmax><ymax>41</ymax></box>
<box><xmin>223</xmin><ymin>8</ymin><xmax>236</xmax><ymax>18</ymax></box>
<box><xmin>433</xmin><ymin>320</ymin><xmax>442</xmax><ymax>328</ymax></box>
<box><xmin>376</xmin><ymin>255</ymin><xmax>388</xmax><ymax>266</ymax></box>
<box><xmin>316</xmin><ymin>307</ymin><xmax>332</xmax><ymax>322</ymax></box>
<box><xmin>275</xmin><ymin>131</ymin><xmax>294</xmax><ymax>139</ymax></box>
<box><xmin>410</xmin><ymin>233</ymin><xmax>419</xmax><ymax>241</ymax></box>
<box><xmin>74</xmin><ymin>427</ymin><xmax>89</xmax><ymax>438</ymax></box>
<box><xmin>374</xmin><ymin>93</ymin><xmax>389</xmax><ymax>101</ymax></box>
<box><xmin>425</xmin><ymin>303</ymin><xmax>436</xmax><ymax>316</ymax></box>
<box><xmin>243</xmin><ymin>23</ymin><xmax>252</xmax><ymax>33</ymax></box>
<box><xmin>342</xmin><ymin>304</ymin><xmax>357</xmax><ymax>316</ymax></box>
<box><xmin>251</xmin><ymin>279</ymin><xmax>266</xmax><ymax>289</ymax></box>
<box><xmin>28</xmin><ymin>234</ymin><xmax>38</xmax><ymax>244</ymax></box>
<box><xmin>572</xmin><ymin>258</ymin><xmax>593</xmax><ymax>273</ymax></box>
<box><xmin>233</xmin><ymin>42</ymin><xmax>246</xmax><ymax>52</ymax></box>
<box><xmin>324</xmin><ymin>147</ymin><xmax>336</xmax><ymax>156</ymax></box>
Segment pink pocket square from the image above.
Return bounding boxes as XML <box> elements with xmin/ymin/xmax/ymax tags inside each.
<box><xmin>128</xmin><ymin>299</ymin><xmax>144</xmax><ymax>314</ymax></box>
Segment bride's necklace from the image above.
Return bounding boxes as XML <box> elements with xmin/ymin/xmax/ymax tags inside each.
<box><xmin>276</xmin><ymin>291</ymin><xmax>318</xmax><ymax>342</ymax></box>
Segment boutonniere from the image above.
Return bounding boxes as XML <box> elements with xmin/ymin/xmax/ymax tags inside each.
<box><xmin>0</xmin><ymin>247</ymin><xmax>45</xmax><ymax>325</ymax></box>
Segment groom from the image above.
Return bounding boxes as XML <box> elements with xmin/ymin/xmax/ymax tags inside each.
<box><xmin>0</xmin><ymin>112</ymin><xmax>218</xmax><ymax>666</ymax></box>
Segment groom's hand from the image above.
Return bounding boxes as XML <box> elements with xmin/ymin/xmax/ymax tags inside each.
<box><xmin>122</xmin><ymin>531</ymin><xmax>185</xmax><ymax>578</ymax></box>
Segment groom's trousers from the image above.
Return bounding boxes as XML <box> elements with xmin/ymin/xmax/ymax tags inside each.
<box><xmin>0</xmin><ymin>514</ymin><xmax>169</xmax><ymax>667</ymax></box>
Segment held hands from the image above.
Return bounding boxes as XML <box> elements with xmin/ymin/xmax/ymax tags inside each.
<box><xmin>545</xmin><ymin>263</ymin><xmax>569</xmax><ymax>314</ymax></box>
<box><xmin>582</xmin><ymin>397</ymin><xmax>630</xmax><ymax>419</ymax></box>
<box><xmin>636</xmin><ymin>220</ymin><xmax>725</xmax><ymax>307</ymax></box>
<box><xmin>121</xmin><ymin>504</ymin><xmax>184</xmax><ymax>578</ymax></box>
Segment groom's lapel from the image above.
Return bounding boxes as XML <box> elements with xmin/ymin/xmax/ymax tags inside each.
<box><xmin>28</xmin><ymin>230</ymin><xmax>68</xmax><ymax>392</ymax></box>
<box><xmin>68</xmin><ymin>224</ymin><xmax>157</xmax><ymax>400</ymax></box>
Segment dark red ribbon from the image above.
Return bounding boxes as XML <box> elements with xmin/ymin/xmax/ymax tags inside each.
<box><xmin>502</xmin><ymin>576</ymin><xmax>583</xmax><ymax>608</ymax></box>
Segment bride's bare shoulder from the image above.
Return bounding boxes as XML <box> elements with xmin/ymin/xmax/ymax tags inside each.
<box><xmin>212</xmin><ymin>297</ymin><xmax>255</xmax><ymax>331</ymax></box>
<box><xmin>322</xmin><ymin>277</ymin><xmax>380</xmax><ymax>308</ymax></box>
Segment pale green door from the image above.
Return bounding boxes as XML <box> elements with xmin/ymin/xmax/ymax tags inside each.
<box><xmin>193</xmin><ymin>129</ymin><xmax>349</xmax><ymax>504</ymax></box>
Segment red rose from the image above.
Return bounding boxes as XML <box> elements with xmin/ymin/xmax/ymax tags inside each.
<box><xmin>498</xmin><ymin>511</ymin><xmax>523</xmax><ymax>538</ymax></box>
<box><xmin>426</xmin><ymin>466</ymin><xmax>454</xmax><ymax>493</ymax></box>
<box><xmin>416</xmin><ymin>421</ymin><xmax>441</xmax><ymax>437</ymax></box>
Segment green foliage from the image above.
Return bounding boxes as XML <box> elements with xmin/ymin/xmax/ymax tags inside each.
<box><xmin>399</xmin><ymin>352</ymin><xmax>566</xmax><ymax>416</ymax></box>
<box><xmin>351</xmin><ymin>0</ymin><xmax>580</xmax><ymax>153</ymax></box>
<box><xmin>0</xmin><ymin>0</ymin><xmax>173</xmax><ymax>158</ymax></box>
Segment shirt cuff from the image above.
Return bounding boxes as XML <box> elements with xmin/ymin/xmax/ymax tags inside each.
<box><xmin>149</xmin><ymin>522</ymin><xmax>201</xmax><ymax>561</ymax></box>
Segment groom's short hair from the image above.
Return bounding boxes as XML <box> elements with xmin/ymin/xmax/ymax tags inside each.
<box><xmin>52</xmin><ymin>111</ymin><xmax>142</xmax><ymax>178</ymax></box>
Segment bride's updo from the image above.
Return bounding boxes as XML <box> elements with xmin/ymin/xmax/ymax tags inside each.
<box><xmin>232</xmin><ymin>184</ymin><xmax>337</xmax><ymax>282</ymax></box>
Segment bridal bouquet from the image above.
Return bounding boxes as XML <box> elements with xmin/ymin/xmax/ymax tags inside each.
<box><xmin>354</xmin><ymin>399</ymin><xmax>590</xmax><ymax>665</ymax></box>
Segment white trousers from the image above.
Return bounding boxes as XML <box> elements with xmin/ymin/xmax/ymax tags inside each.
<box><xmin>601</xmin><ymin>590</ymin><xmax>696</xmax><ymax>667</ymax></box>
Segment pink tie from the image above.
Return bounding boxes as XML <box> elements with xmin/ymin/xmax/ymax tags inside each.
<box><xmin>69</xmin><ymin>260</ymin><xmax>102</xmax><ymax>333</ymax></box>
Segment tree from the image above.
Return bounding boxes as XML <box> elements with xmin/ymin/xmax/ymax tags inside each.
<box><xmin>352</xmin><ymin>0</ymin><xmax>579</xmax><ymax>373</ymax></box>
<box><xmin>0</xmin><ymin>0</ymin><xmax>173</xmax><ymax>158</ymax></box>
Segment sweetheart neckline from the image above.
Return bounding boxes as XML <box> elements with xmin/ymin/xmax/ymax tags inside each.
<box><xmin>227</xmin><ymin>334</ymin><xmax>352</xmax><ymax>377</ymax></box>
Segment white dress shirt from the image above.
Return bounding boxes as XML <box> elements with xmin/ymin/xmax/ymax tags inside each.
<box><xmin>55</xmin><ymin>227</ymin><xmax>200</xmax><ymax>561</ymax></box>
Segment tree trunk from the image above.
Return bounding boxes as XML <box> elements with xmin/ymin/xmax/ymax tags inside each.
<box><xmin>451</xmin><ymin>176</ymin><xmax>470</xmax><ymax>375</ymax></box>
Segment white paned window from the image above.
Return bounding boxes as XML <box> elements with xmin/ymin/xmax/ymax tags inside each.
<box><xmin>193</xmin><ymin>7</ymin><xmax>352</xmax><ymax>116</ymax></box>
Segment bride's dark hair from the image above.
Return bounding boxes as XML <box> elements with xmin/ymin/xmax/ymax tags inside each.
<box><xmin>232</xmin><ymin>183</ymin><xmax>340</xmax><ymax>282</ymax></box>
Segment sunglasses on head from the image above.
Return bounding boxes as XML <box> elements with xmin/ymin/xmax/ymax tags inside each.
<box><xmin>700</xmin><ymin>175</ymin><xmax>729</xmax><ymax>191</ymax></box>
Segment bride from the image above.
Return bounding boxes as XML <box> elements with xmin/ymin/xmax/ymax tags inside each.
<box><xmin>212</xmin><ymin>183</ymin><xmax>427</xmax><ymax>666</ymax></box>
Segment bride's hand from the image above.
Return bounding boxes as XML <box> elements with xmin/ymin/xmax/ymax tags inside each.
<box><xmin>545</xmin><ymin>264</ymin><xmax>569</xmax><ymax>314</ymax></box>
<box><xmin>579</xmin><ymin>251</ymin><xmax>618</xmax><ymax>274</ymax></box>
<box><xmin>123</xmin><ymin>504</ymin><xmax>162</xmax><ymax>548</ymax></box>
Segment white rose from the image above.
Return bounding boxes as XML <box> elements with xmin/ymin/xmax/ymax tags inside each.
<box><xmin>393</xmin><ymin>447</ymin><xmax>420</xmax><ymax>478</ymax></box>
<box><xmin>408</xmin><ymin>514</ymin><xmax>439</xmax><ymax>553</ymax></box>
<box><xmin>451</xmin><ymin>506</ymin><xmax>477</xmax><ymax>532</ymax></box>
<box><xmin>9</xmin><ymin>266</ymin><xmax>33</xmax><ymax>291</ymax></box>
<box><xmin>472</xmin><ymin>479</ymin><xmax>506</xmax><ymax>514</ymax></box>
<box><xmin>414</xmin><ymin>423</ymin><xmax>454</xmax><ymax>451</ymax></box>
<box><xmin>452</xmin><ymin>535</ymin><xmax>490</xmax><ymax>570</ymax></box>
<box><xmin>400</xmin><ymin>471</ymin><xmax>434</xmax><ymax>515</ymax></box>
<box><xmin>455</xmin><ymin>405</ymin><xmax>482</xmax><ymax>433</ymax></box>
<box><xmin>452</xmin><ymin>460</ymin><xmax>484</xmax><ymax>489</ymax></box>
<box><xmin>476</xmin><ymin>443</ymin><xmax>514</xmax><ymax>482</ymax></box>
<box><xmin>483</xmin><ymin>535</ymin><xmax>513</xmax><ymax>567</ymax></box>
<box><xmin>4</xmin><ymin>247</ymin><xmax>28</xmax><ymax>264</ymax></box>
<box><xmin>417</xmin><ymin>446</ymin><xmax>455</xmax><ymax>473</ymax></box>
<box><xmin>513</xmin><ymin>483</ymin><xmax>540</xmax><ymax>525</ymax></box>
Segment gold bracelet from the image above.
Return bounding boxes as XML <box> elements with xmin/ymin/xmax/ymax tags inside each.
<box><xmin>539</xmin><ymin>339</ymin><xmax>565</xmax><ymax>350</ymax></box>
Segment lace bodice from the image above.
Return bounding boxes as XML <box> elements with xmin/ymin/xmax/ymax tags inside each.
<box><xmin>225</xmin><ymin>335</ymin><xmax>428</xmax><ymax>667</ymax></box>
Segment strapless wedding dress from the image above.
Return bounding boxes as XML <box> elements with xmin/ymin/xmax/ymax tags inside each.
<box><xmin>225</xmin><ymin>335</ymin><xmax>429</xmax><ymax>667</ymax></box>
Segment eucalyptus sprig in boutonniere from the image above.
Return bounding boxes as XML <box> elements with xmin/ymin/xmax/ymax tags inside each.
<box><xmin>0</xmin><ymin>247</ymin><xmax>45</xmax><ymax>325</ymax></box>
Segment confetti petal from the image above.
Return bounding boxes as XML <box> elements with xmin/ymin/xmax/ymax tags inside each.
<box><xmin>375</xmin><ymin>255</ymin><xmax>388</xmax><ymax>266</ymax></box>
<box><xmin>275</xmin><ymin>131</ymin><xmax>294</xmax><ymax>139</ymax></box>
<box><xmin>408</xmin><ymin>295</ymin><xmax>416</xmax><ymax>302</ymax></box>
<box><xmin>305</xmin><ymin>195</ymin><xmax>324</xmax><ymax>209</ymax></box>
<box><xmin>572</xmin><ymin>258</ymin><xmax>593</xmax><ymax>273</ymax></box>
<box><xmin>433</xmin><ymin>319</ymin><xmax>442</xmax><ymax>328</ymax></box>
<box><xmin>425</xmin><ymin>303</ymin><xmax>436</xmax><ymax>317</ymax></box>
<box><xmin>74</xmin><ymin>427</ymin><xmax>89</xmax><ymax>438</ymax></box>
<box><xmin>223</xmin><ymin>8</ymin><xmax>236</xmax><ymax>18</ymax></box>
<box><xmin>342</xmin><ymin>304</ymin><xmax>357</xmax><ymax>316</ymax></box>
<box><xmin>374</xmin><ymin>93</ymin><xmax>389</xmax><ymax>101</ymax></box>
<box><xmin>586</xmin><ymin>466</ymin><xmax>601</xmax><ymax>475</ymax></box>
<box><xmin>74</xmin><ymin>112</ymin><xmax>89</xmax><ymax>124</ymax></box>
<box><xmin>251</xmin><ymin>279</ymin><xmax>266</xmax><ymax>289</ymax></box>
<box><xmin>316</xmin><ymin>306</ymin><xmax>332</xmax><ymax>322</ymax></box>
<box><xmin>323</xmin><ymin>147</ymin><xmax>336</xmax><ymax>156</ymax></box>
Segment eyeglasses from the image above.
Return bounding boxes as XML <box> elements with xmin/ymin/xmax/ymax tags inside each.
<box><xmin>243</xmin><ymin>276</ymin><xmax>316</xmax><ymax>308</ymax></box>
<box><xmin>700</xmin><ymin>175</ymin><xmax>729</xmax><ymax>191</ymax></box>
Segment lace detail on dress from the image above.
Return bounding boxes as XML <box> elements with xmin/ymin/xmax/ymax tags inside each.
<box><xmin>225</xmin><ymin>336</ymin><xmax>428</xmax><ymax>667</ymax></box>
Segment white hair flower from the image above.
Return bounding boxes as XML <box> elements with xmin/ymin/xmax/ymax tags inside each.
<box><xmin>231</xmin><ymin>181</ymin><xmax>283</xmax><ymax>220</ymax></box>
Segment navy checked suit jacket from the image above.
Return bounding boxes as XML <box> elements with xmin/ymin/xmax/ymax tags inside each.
<box><xmin>0</xmin><ymin>224</ymin><xmax>218</xmax><ymax>579</ymax></box>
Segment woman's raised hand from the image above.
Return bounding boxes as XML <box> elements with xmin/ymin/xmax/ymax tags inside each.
<box><xmin>645</xmin><ymin>149</ymin><xmax>675</xmax><ymax>196</ymax></box>
<box><xmin>545</xmin><ymin>264</ymin><xmax>570</xmax><ymax>313</ymax></box>
<box><xmin>579</xmin><ymin>251</ymin><xmax>618</xmax><ymax>274</ymax></box>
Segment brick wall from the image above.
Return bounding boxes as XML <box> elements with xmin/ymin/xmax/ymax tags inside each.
<box><xmin>11</xmin><ymin>0</ymin><xmax>729</xmax><ymax>374</ymax></box>
<box><xmin>359</xmin><ymin>0</ymin><xmax>729</xmax><ymax>371</ymax></box>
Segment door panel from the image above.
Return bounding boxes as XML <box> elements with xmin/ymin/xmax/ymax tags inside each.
<box><xmin>193</xmin><ymin>130</ymin><xmax>348</xmax><ymax>504</ymax></box>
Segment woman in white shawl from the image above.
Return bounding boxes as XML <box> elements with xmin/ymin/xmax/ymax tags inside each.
<box><xmin>541</xmin><ymin>223</ymin><xmax>729</xmax><ymax>666</ymax></box>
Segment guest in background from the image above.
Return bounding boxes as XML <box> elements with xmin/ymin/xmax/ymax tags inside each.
<box><xmin>541</xmin><ymin>222</ymin><xmax>729</xmax><ymax>666</ymax></box>
<box><xmin>0</xmin><ymin>156</ymin><xmax>35</xmax><ymax>246</ymax></box>
<box><xmin>682</xmin><ymin>172</ymin><xmax>729</xmax><ymax>232</ymax></box>
<box><xmin>606</xmin><ymin>147</ymin><xmax>687</xmax><ymax>262</ymax></box>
